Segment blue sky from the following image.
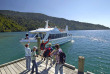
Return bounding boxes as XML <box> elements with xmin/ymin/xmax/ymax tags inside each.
<box><xmin>0</xmin><ymin>0</ymin><xmax>110</xmax><ymax>28</ymax></box>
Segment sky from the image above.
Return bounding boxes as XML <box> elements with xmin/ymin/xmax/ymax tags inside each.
<box><xmin>0</xmin><ymin>0</ymin><xmax>110</xmax><ymax>28</ymax></box>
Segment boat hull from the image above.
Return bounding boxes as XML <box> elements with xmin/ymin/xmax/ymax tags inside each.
<box><xmin>20</xmin><ymin>36</ymin><xmax>72</xmax><ymax>49</ymax></box>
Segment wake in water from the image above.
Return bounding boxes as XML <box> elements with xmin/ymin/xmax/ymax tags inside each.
<box><xmin>72</xmin><ymin>36</ymin><xmax>108</xmax><ymax>43</ymax></box>
<box><xmin>72</xmin><ymin>36</ymin><xmax>86</xmax><ymax>38</ymax></box>
<box><xmin>71</xmin><ymin>40</ymin><xmax>74</xmax><ymax>43</ymax></box>
<box><xmin>90</xmin><ymin>37</ymin><xmax>108</xmax><ymax>43</ymax></box>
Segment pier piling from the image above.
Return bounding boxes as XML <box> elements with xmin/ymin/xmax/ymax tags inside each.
<box><xmin>37</xmin><ymin>37</ymin><xmax>41</xmax><ymax>54</ymax></box>
<box><xmin>78</xmin><ymin>56</ymin><xmax>85</xmax><ymax>74</ymax></box>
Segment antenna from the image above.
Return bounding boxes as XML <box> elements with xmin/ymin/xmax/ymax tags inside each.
<box><xmin>55</xmin><ymin>26</ymin><xmax>57</xmax><ymax>28</ymax></box>
<box><xmin>45</xmin><ymin>20</ymin><xmax>49</xmax><ymax>28</ymax></box>
<box><xmin>65</xmin><ymin>25</ymin><xmax>68</xmax><ymax>32</ymax></box>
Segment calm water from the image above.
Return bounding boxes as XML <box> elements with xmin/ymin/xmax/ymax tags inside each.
<box><xmin>0</xmin><ymin>30</ymin><xmax>110</xmax><ymax>74</ymax></box>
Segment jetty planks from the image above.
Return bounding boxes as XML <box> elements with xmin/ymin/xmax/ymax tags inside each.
<box><xmin>0</xmin><ymin>56</ymin><xmax>79</xmax><ymax>74</ymax></box>
<box><xmin>3</xmin><ymin>66</ymin><xmax>12</xmax><ymax>74</ymax></box>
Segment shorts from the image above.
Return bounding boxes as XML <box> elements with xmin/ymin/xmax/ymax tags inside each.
<box><xmin>40</xmin><ymin>50</ymin><xmax>44</xmax><ymax>56</ymax></box>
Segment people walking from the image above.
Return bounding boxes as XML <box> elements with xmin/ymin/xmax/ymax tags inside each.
<box><xmin>50</xmin><ymin>44</ymin><xmax>66</xmax><ymax>74</ymax></box>
<box><xmin>31</xmin><ymin>46</ymin><xmax>39</xmax><ymax>74</ymax></box>
<box><xmin>40</xmin><ymin>39</ymin><xmax>49</xmax><ymax>61</ymax></box>
<box><xmin>24</xmin><ymin>43</ymin><xmax>31</xmax><ymax>71</ymax></box>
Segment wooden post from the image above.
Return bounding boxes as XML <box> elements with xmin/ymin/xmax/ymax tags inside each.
<box><xmin>37</xmin><ymin>37</ymin><xmax>41</xmax><ymax>55</ymax></box>
<box><xmin>78</xmin><ymin>56</ymin><xmax>85</xmax><ymax>74</ymax></box>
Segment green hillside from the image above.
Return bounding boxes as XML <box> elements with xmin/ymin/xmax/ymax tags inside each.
<box><xmin>0</xmin><ymin>14</ymin><xmax>26</xmax><ymax>32</ymax></box>
<box><xmin>0</xmin><ymin>10</ymin><xmax>109</xmax><ymax>32</ymax></box>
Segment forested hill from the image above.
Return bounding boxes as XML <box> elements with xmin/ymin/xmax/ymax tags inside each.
<box><xmin>0</xmin><ymin>10</ymin><xmax>109</xmax><ymax>32</ymax></box>
<box><xmin>0</xmin><ymin>14</ymin><xmax>26</xmax><ymax>32</ymax></box>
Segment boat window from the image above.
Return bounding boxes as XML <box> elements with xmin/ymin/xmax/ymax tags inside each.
<box><xmin>35</xmin><ymin>34</ymin><xmax>38</xmax><ymax>38</ymax></box>
<box><xmin>35</xmin><ymin>33</ymin><xmax>46</xmax><ymax>40</ymax></box>
<box><xmin>48</xmin><ymin>33</ymin><xmax>67</xmax><ymax>39</ymax></box>
<box><xmin>30</xmin><ymin>34</ymin><xmax>36</xmax><ymax>37</ymax></box>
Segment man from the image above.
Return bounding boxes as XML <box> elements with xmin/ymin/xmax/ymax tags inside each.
<box><xmin>40</xmin><ymin>39</ymin><xmax>49</xmax><ymax>61</ymax></box>
<box><xmin>25</xmin><ymin>43</ymin><xmax>31</xmax><ymax>71</ymax></box>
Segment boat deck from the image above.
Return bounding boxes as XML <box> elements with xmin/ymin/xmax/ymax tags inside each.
<box><xmin>0</xmin><ymin>56</ymin><xmax>80</xmax><ymax>74</ymax></box>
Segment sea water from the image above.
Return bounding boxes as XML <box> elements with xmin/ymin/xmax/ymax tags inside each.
<box><xmin>0</xmin><ymin>30</ymin><xmax>110</xmax><ymax>74</ymax></box>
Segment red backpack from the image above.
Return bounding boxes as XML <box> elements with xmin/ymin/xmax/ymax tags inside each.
<box><xmin>43</xmin><ymin>47</ymin><xmax>53</xmax><ymax>57</ymax></box>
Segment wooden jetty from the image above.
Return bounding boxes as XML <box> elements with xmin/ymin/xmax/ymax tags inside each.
<box><xmin>0</xmin><ymin>56</ymin><xmax>77</xmax><ymax>74</ymax></box>
<box><xmin>0</xmin><ymin>56</ymin><xmax>93</xmax><ymax>74</ymax></box>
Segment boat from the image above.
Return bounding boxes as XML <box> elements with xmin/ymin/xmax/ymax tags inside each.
<box><xmin>20</xmin><ymin>20</ymin><xmax>72</xmax><ymax>47</ymax></box>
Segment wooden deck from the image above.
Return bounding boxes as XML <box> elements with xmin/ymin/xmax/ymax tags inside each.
<box><xmin>0</xmin><ymin>56</ymin><xmax>86</xmax><ymax>74</ymax></box>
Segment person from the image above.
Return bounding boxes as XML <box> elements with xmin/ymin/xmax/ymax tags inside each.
<box><xmin>24</xmin><ymin>43</ymin><xmax>31</xmax><ymax>71</ymax></box>
<box><xmin>50</xmin><ymin>44</ymin><xmax>63</xmax><ymax>74</ymax></box>
<box><xmin>25</xmin><ymin>33</ymin><xmax>29</xmax><ymax>39</ymax></box>
<box><xmin>40</xmin><ymin>39</ymin><xmax>49</xmax><ymax>61</ymax></box>
<box><xmin>43</xmin><ymin>43</ymin><xmax>53</xmax><ymax>69</ymax></box>
<box><xmin>31</xmin><ymin>46</ymin><xmax>39</xmax><ymax>74</ymax></box>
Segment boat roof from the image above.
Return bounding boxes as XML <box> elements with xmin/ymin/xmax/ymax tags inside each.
<box><xmin>29</xmin><ymin>27</ymin><xmax>60</xmax><ymax>33</ymax></box>
<box><xmin>29</xmin><ymin>20</ymin><xmax>68</xmax><ymax>33</ymax></box>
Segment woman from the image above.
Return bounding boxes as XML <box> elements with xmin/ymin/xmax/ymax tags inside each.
<box><xmin>44</xmin><ymin>43</ymin><xmax>53</xmax><ymax>69</ymax></box>
<box><xmin>31</xmin><ymin>46</ymin><xmax>39</xmax><ymax>74</ymax></box>
<box><xmin>50</xmin><ymin>44</ymin><xmax>63</xmax><ymax>74</ymax></box>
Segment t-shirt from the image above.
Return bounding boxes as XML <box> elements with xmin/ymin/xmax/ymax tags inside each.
<box><xmin>53</xmin><ymin>48</ymin><xmax>62</xmax><ymax>63</ymax></box>
<box><xmin>31</xmin><ymin>51</ymin><xmax>36</xmax><ymax>60</ymax></box>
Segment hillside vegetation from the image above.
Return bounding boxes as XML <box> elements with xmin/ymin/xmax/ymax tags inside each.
<box><xmin>0</xmin><ymin>14</ymin><xmax>26</xmax><ymax>32</ymax></box>
<box><xmin>0</xmin><ymin>10</ymin><xmax>109</xmax><ymax>32</ymax></box>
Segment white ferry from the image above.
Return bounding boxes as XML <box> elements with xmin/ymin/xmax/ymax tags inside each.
<box><xmin>20</xmin><ymin>20</ymin><xmax>72</xmax><ymax>47</ymax></box>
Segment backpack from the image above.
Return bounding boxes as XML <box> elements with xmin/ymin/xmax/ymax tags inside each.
<box><xmin>59</xmin><ymin>51</ymin><xmax>66</xmax><ymax>64</ymax></box>
<box><xmin>43</xmin><ymin>47</ymin><xmax>52</xmax><ymax>57</ymax></box>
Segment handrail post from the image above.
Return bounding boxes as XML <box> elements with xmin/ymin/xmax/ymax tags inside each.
<box><xmin>78</xmin><ymin>56</ymin><xmax>85</xmax><ymax>74</ymax></box>
<box><xmin>37</xmin><ymin>37</ymin><xmax>41</xmax><ymax>55</ymax></box>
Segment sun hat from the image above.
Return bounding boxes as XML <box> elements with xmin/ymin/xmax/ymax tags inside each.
<box><xmin>33</xmin><ymin>46</ymin><xmax>37</xmax><ymax>49</ymax></box>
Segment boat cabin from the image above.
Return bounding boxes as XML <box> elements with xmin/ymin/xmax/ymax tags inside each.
<box><xmin>24</xmin><ymin>20</ymin><xmax>69</xmax><ymax>40</ymax></box>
